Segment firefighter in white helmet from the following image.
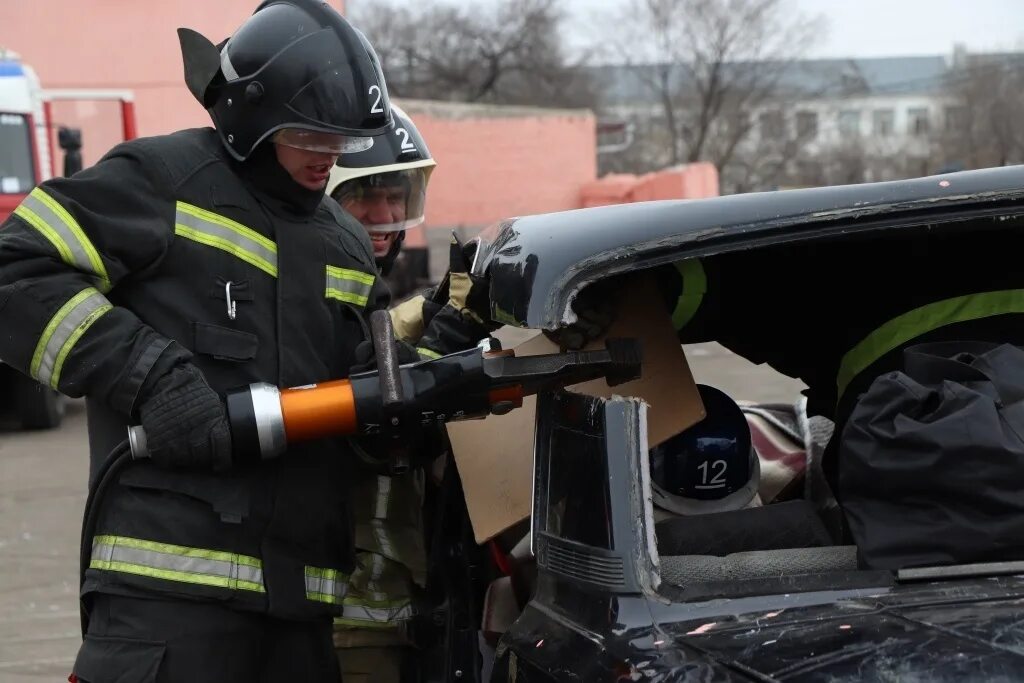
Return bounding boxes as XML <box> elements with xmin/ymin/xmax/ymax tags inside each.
<box><xmin>326</xmin><ymin>106</ymin><xmax>492</xmax><ymax>682</ymax></box>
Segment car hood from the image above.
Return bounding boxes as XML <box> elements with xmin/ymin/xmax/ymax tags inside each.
<box><xmin>661</xmin><ymin>576</ymin><xmax>1024</xmax><ymax>681</ymax></box>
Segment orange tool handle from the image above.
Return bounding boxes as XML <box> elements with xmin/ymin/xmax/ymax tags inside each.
<box><xmin>279</xmin><ymin>379</ymin><xmax>358</xmax><ymax>442</ymax></box>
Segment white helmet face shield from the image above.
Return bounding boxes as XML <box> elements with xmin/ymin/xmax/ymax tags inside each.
<box><xmin>331</xmin><ymin>166</ymin><xmax>430</xmax><ymax>233</ymax></box>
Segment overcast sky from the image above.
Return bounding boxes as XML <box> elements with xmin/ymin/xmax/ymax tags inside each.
<box><xmin>562</xmin><ymin>0</ymin><xmax>1024</xmax><ymax>59</ymax></box>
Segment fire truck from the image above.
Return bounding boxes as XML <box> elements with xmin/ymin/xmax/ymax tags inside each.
<box><xmin>0</xmin><ymin>48</ymin><xmax>136</xmax><ymax>429</ymax></box>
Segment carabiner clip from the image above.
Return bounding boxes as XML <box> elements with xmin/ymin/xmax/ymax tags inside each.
<box><xmin>225</xmin><ymin>281</ymin><xmax>237</xmax><ymax>320</ymax></box>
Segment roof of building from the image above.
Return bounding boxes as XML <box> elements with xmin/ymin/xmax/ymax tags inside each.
<box><xmin>589</xmin><ymin>54</ymin><xmax>954</xmax><ymax>105</ymax></box>
<box><xmin>395</xmin><ymin>97</ymin><xmax>593</xmax><ymax>120</ymax></box>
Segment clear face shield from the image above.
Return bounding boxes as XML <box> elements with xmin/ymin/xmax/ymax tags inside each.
<box><xmin>272</xmin><ymin>128</ymin><xmax>374</xmax><ymax>155</ymax></box>
<box><xmin>332</xmin><ymin>168</ymin><xmax>429</xmax><ymax>233</ymax></box>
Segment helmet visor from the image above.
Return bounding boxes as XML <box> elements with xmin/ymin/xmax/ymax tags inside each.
<box><xmin>331</xmin><ymin>168</ymin><xmax>429</xmax><ymax>233</ymax></box>
<box><xmin>272</xmin><ymin>128</ymin><xmax>373</xmax><ymax>154</ymax></box>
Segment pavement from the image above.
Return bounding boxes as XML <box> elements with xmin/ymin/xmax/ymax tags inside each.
<box><xmin>0</xmin><ymin>399</ymin><xmax>88</xmax><ymax>682</ymax></box>
<box><xmin>0</xmin><ymin>343</ymin><xmax>805</xmax><ymax>680</ymax></box>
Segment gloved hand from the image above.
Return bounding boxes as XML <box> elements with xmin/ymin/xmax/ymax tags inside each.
<box><xmin>349</xmin><ymin>338</ymin><xmax>423</xmax><ymax>375</ymax></box>
<box><xmin>447</xmin><ymin>234</ymin><xmax>498</xmax><ymax>330</ymax></box>
<box><xmin>542</xmin><ymin>279</ymin><xmax>617</xmax><ymax>351</ymax></box>
<box><xmin>137</xmin><ymin>364</ymin><xmax>232</xmax><ymax>471</ymax></box>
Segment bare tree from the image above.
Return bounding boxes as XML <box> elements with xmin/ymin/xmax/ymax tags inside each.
<box><xmin>932</xmin><ymin>56</ymin><xmax>1024</xmax><ymax>170</ymax></box>
<box><xmin>596</xmin><ymin>0</ymin><xmax>825</xmax><ymax>171</ymax></box>
<box><xmin>351</xmin><ymin>0</ymin><xmax>595</xmax><ymax>108</ymax></box>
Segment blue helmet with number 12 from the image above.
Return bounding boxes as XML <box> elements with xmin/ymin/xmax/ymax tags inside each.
<box><xmin>649</xmin><ymin>384</ymin><xmax>761</xmax><ymax>515</ymax></box>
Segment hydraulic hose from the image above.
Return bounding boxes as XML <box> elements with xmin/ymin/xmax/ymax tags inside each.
<box><xmin>78</xmin><ymin>439</ymin><xmax>133</xmax><ymax>636</ymax></box>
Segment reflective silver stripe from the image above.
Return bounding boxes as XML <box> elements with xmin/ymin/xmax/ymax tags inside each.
<box><xmin>370</xmin><ymin>518</ymin><xmax>396</xmax><ymax>560</ymax></box>
<box><xmin>14</xmin><ymin>187</ymin><xmax>111</xmax><ymax>291</ymax></box>
<box><xmin>305</xmin><ymin>566</ymin><xmax>349</xmax><ymax>605</ymax></box>
<box><xmin>174</xmin><ymin>201</ymin><xmax>278</xmax><ymax>277</ymax></box>
<box><xmin>90</xmin><ymin>535</ymin><xmax>265</xmax><ymax>593</ymax></box>
<box><xmin>220</xmin><ymin>43</ymin><xmax>239</xmax><ymax>81</ymax></box>
<box><xmin>365</xmin><ymin>554</ymin><xmax>388</xmax><ymax>601</ymax></box>
<box><xmin>325</xmin><ymin>265</ymin><xmax>375</xmax><ymax>307</ymax></box>
<box><xmin>374</xmin><ymin>475</ymin><xmax>392</xmax><ymax>518</ymax></box>
<box><xmin>340</xmin><ymin>601</ymin><xmax>415</xmax><ymax>624</ymax></box>
<box><xmin>30</xmin><ymin>287</ymin><xmax>112</xmax><ymax>389</ymax></box>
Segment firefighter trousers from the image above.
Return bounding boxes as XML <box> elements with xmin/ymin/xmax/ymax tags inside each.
<box><xmin>71</xmin><ymin>594</ymin><xmax>341</xmax><ymax>683</ymax></box>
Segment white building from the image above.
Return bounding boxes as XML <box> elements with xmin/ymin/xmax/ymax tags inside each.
<box><xmin>591</xmin><ymin>53</ymin><xmax>980</xmax><ymax>190</ymax></box>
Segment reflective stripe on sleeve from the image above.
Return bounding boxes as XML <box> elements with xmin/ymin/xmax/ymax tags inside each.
<box><xmin>90</xmin><ymin>535</ymin><xmax>265</xmax><ymax>593</ymax></box>
<box><xmin>305</xmin><ymin>565</ymin><xmax>349</xmax><ymax>605</ymax></box>
<box><xmin>672</xmin><ymin>258</ymin><xmax>706</xmax><ymax>332</ymax></box>
<box><xmin>325</xmin><ymin>265</ymin><xmax>375</xmax><ymax>307</ymax></box>
<box><xmin>837</xmin><ymin>289</ymin><xmax>1024</xmax><ymax>402</ymax></box>
<box><xmin>174</xmin><ymin>201</ymin><xmax>278</xmax><ymax>277</ymax></box>
<box><xmin>30</xmin><ymin>287</ymin><xmax>112</xmax><ymax>389</ymax></box>
<box><xmin>14</xmin><ymin>187</ymin><xmax>111</xmax><ymax>291</ymax></box>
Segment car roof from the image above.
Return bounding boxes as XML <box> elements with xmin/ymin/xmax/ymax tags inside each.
<box><xmin>475</xmin><ymin>165</ymin><xmax>1024</xmax><ymax>329</ymax></box>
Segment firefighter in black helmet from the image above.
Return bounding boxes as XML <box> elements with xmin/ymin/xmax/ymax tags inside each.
<box><xmin>0</xmin><ymin>2</ymin><xmax>474</xmax><ymax>680</ymax></box>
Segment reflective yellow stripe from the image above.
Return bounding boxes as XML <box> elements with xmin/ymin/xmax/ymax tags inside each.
<box><xmin>31</xmin><ymin>287</ymin><xmax>112</xmax><ymax>389</ymax></box>
<box><xmin>325</xmin><ymin>265</ymin><xmax>375</xmax><ymax>308</ymax></box>
<box><xmin>415</xmin><ymin>347</ymin><xmax>441</xmax><ymax>360</ymax></box>
<box><xmin>837</xmin><ymin>289</ymin><xmax>1024</xmax><ymax>401</ymax></box>
<box><xmin>90</xmin><ymin>535</ymin><xmax>265</xmax><ymax>593</ymax></box>
<box><xmin>174</xmin><ymin>201</ymin><xmax>278</xmax><ymax>277</ymax></box>
<box><xmin>333</xmin><ymin>618</ymin><xmax>401</xmax><ymax>630</ymax></box>
<box><xmin>326</xmin><ymin>265</ymin><xmax>375</xmax><ymax>286</ymax></box>
<box><xmin>672</xmin><ymin>258</ymin><xmax>706</xmax><ymax>332</ymax></box>
<box><xmin>14</xmin><ymin>187</ymin><xmax>110</xmax><ymax>291</ymax></box>
<box><xmin>305</xmin><ymin>565</ymin><xmax>350</xmax><ymax>605</ymax></box>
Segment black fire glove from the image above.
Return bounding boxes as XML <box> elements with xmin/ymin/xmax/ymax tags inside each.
<box><xmin>137</xmin><ymin>364</ymin><xmax>232</xmax><ymax>471</ymax></box>
<box><xmin>542</xmin><ymin>279</ymin><xmax>617</xmax><ymax>351</ymax></box>
<box><xmin>349</xmin><ymin>338</ymin><xmax>424</xmax><ymax>375</ymax></box>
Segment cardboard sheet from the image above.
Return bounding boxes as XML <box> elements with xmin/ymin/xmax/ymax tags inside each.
<box><xmin>447</xmin><ymin>275</ymin><xmax>706</xmax><ymax>543</ymax></box>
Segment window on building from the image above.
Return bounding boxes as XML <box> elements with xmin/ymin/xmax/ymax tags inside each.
<box><xmin>945</xmin><ymin>105</ymin><xmax>967</xmax><ymax>132</ymax></box>
<box><xmin>873</xmin><ymin>109</ymin><xmax>895</xmax><ymax>137</ymax></box>
<box><xmin>907</xmin><ymin>108</ymin><xmax>930</xmax><ymax>136</ymax></box>
<box><xmin>838</xmin><ymin>110</ymin><xmax>861</xmax><ymax>138</ymax></box>
<box><xmin>759</xmin><ymin>110</ymin><xmax>785</xmax><ymax>139</ymax></box>
<box><xmin>796</xmin><ymin>111</ymin><xmax>818</xmax><ymax>140</ymax></box>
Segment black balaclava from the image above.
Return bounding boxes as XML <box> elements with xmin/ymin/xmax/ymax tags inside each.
<box><xmin>232</xmin><ymin>140</ymin><xmax>326</xmax><ymax>218</ymax></box>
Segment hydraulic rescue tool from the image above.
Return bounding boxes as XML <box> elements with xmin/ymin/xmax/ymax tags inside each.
<box><xmin>81</xmin><ymin>309</ymin><xmax>642</xmax><ymax>634</ymax></box>
<box><xmin>126</xmin><ymin>310</ymin><xmax>643</xmax><ymax>463</ymax></box>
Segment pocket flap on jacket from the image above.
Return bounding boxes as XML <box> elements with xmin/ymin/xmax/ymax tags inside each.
<box><xmin>73</xmin><ymin>634</ymin><xmax>166</xmax><ymax>683</ymax></box>
<box><xmin>120</xmin><ymin>464</ymin><xmax>250</xmax><ymax>521</ymax></box>
<box><xmin>193</xmin><ymin>321</ymin><xmax>258</xmax><ymax>362</ymax></box>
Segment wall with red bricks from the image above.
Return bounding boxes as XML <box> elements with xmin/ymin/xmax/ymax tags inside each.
<box><xmin>580</xmin><ymin>163</ymin><xmax>720</xmax><ymax>208</ymax></box>
<box><xmin>396</xmin><ymin>99</ymin><xmax>598</xmax><ymax>248</ymax></box>
<box><xmin>1</xmin><ymin>0</ymin><xmax>321</xmax><ymax>166</ymax></box>
<box><xmin>1</xmin><ymin>1</ymin><xmax>716</xmax><ymax>255</ymax></box>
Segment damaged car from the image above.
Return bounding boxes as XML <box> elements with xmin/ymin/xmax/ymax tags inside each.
<box><xmin>439</xmin><ymin>164</ymin><xmax>1024</xmax><ymax>682</ymax></box>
